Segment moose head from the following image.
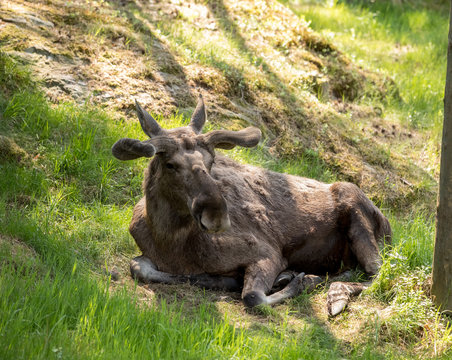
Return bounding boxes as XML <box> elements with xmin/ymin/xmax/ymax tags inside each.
<box><xmin>112</xmin><ymin>95</ymin><xmax>262</xmax><ymax>233</ymax></box>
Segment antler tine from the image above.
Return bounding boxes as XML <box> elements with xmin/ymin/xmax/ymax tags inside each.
<box><xmin>135</xmin><ymin>100</ymin><xmax>164</xmax><ymax>137</ymax></box>
<box><xmin>189</xmin><ymin>94</ymin><xmax>207</xmax><ymax>134</ymax></box>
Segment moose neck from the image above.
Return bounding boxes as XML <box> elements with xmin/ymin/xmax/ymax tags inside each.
<box><xmin>143</xmin><ymin>159</ymin><xmax>200</xmax><ymax>247</ymax></box>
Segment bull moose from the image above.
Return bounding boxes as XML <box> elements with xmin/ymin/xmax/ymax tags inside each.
<box><xmin>112</xmin><ymin>95</ymin><xmax>391</xmax><ymax>316</ymax></box>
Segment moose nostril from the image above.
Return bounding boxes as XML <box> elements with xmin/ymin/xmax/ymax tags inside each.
<box><xmin>199</xmin><ymin>210</ymin><xmax>230</xmax><ymax>233</ymax></box>
<box><xmin>200</xmin><ymin>214</ymin><xmax>214</xmax><ymax>232</ymax></box>
<box><xmin>199</xmin><ymin>220</ymin><xmax>208</xmax><ymax>231</ymax></box>
<box><xmin>193</xmin><ymin>165</ymin><xmax>207</xmax><ymax>175</ymax></box>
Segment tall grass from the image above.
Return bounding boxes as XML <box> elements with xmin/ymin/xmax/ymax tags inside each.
<box><xmin>363</xmin><ymin>215</ymin><xmax>452</xmax><ymax>355</ymax></box>
<box><xmin>284</xmin><ymin>0</ymin><xmax>448</xmax><ymax>136</ymax></box>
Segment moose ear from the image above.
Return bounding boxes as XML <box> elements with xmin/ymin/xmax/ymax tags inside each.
<box><xmin>189</xmin><ymin>94</ymin><xmax>206</xmax><ymax>134</ymax></box>
<box><xmin>112</xmin><ymin>138</ymin><xmax>156</xmax><ymax>160</ymax></box>
<box><xmin>135</xmin><ymin>100</ymin><xmax>163</xmax><ymax>137</ymax></box>
<box><xmin>203</xmin><ymin>127</ymin><xmax>262</xmax><ymax>150</ymax></box>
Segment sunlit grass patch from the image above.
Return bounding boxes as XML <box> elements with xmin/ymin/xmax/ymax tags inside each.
<box><xmin>354</xmin><ymin>212</ymin><xmax>452</xmax><ymax>356</ymax></box>
<box><xmin>285</xmin><ymin>0</ymin><xmax>447</xmax><ymax>135</ymax></box>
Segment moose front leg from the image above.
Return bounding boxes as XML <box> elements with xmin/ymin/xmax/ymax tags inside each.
<box><xmin>242</xmin><ymin>258</ymin><xmax>307</xmax><ymax>307</ymax></box>
<box><xmin>130</xmin><ymin>256</ymin><xmax>241</xmax><ymax>291</ymax></box>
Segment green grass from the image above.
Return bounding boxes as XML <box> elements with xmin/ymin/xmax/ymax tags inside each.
<box><xmin>1</xmin><ymin>0</ymin><xmax>452</xmax><ymax>357</ymax></box>
<box><xmin>283</xmin><ymin>0</ymin><xmax>447</xmax><ymax>134</ymax></box>
<box><xmin>0</xmin><ymin>251</ymin><xmax>345</xmax><ymax>360</ymax></box>
<box><xmin>1</xmin><ymin>48</ymin><xmax>450</xmax><ymax>359</ymax></box>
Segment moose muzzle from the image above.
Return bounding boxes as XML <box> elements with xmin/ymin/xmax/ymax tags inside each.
<box><xmin>189</xmin><ymin>166</ymin><xmax>231</xmax><ymax>233</ymax></box>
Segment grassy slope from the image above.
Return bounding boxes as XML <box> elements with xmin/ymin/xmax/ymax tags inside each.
<box><xmin>284</xmin><ymin>0</ymin><xmax>447</xmax><ymax>177</ymax></box>
<box><xmin>0</xmin><ymin>0</ymin><xmax>451</xmax><ymax>358</ymax></box>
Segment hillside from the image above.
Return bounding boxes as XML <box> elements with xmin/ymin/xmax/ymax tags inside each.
<box><xmin>0</xmin><ymin>0</ymin><xmax>436</xmax><ymax>210</ymax></box>
<box><xmin>1</xmin><ymin>0</ymin><xmax>451</xmax><ymax>359</ymax></box>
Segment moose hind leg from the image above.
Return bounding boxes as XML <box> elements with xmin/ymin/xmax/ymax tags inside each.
<box><xmin>130</xmin><ymin>256</ymin><xmax>241</xmax><ymax>291</ymax></box>
<box><xmin>326</xmin><ymin>198</ymin><xmax>385</xmax><ymax>316</ymax></box>
<box><xmin>326</xmin><ymin>214</ymin><xmax>380</xmax><ymax>317</ymax></box>
<box><xmin>325</xmin><ymin>237</ymin><xmax>379</xmax><ymax>316</ymax></box>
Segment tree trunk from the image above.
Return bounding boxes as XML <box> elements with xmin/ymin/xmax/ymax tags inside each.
<box><xmin>432</xmin><ymin>0</ymin><xmax>452</xmax><ymax>314</ymax></box>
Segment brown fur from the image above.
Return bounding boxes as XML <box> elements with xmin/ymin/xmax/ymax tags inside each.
<box><xmin>113</xmin><ymin>97</ymin><xmax>392</xmax><ymax>314</ymax></box>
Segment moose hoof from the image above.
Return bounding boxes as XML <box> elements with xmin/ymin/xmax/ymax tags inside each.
<box><xmin>243</xmin><ymin>291</ymin><xmax>267</xmax><ymax>307</ymax></box>
<box><xmin>286</xmin><ymin>272</ymin><xmax>305</xmax><ymax>296</ymax></box>
<box><xmin>327</xmin><ymin>299</ymin><xmax>348</xmax><ymax>317</ymax></box>
<box><xmin>326</xmin><ymin>281</ymin><xmax>365</xmax><ymax>316</ymax></box>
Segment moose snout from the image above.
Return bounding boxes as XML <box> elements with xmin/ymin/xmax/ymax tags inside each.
<box><xmin>190</xmin><ymin>196</ymin><xmax>231</xmax><ymax>233</ymax></box>
<box><xmin>188</xmin><ymin>165</ymin><xmax>231</xmax><ymax>233</ymax></box>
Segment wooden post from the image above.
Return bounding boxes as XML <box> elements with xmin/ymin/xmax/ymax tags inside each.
<box><xmin>432</xmin><ymin>0</ymin><xmax>452</xmax><ymax>314</ymax></box>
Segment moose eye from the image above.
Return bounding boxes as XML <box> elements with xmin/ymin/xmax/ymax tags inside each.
<box><xmin>165</xmin><ymin>162</ymin><xmax>176</xmax><ymax>170</ymax></box>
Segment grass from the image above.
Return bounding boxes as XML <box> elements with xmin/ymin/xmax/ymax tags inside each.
<box><xmin>1</xmin><ymin>0</ymin><xmax>452</xmax><ymax>358</ymax></box>
<box><xmin>285</xmin><ymin>0</ymin><xmax>447</xmax><ymax>124</ymax></box>
<box><xmin>1</xmin><ymin>251</ymin><xmax>344</xmax><ymax>360</ymax></box>
<box><xmin>283</xmin><ymin>0</ymin><xmax>448</xmax><ymax>177</ymax></box>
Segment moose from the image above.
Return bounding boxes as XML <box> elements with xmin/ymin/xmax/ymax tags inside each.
<box><xmin>112</xmin><ymin>95</ymin><xmax>391</xmax><ymax>316</ymax></box>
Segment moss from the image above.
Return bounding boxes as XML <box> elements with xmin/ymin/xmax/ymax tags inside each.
<box><xmin>300</xmin><ymin>50</ymin><xmax>325</xmax><ymax>69</ymax></box>
<box><xmin>92</xmin><ymin>23</ymin><xmax>141</xmax><ymax>50</ymax></box>
<box><xmin>327</xmin><ymin>60</ymin><xmax>364</xmax><ymax>101</ymax></box>
<box><xmin>0</xmin><ymin>24</ymin><xmax>31</xmax><ymax>51</ymax></box>
<box><xmin>0</xmin><ymin>136</ymin><xmax>28</xmax><ymax>164</ymax></box>
<box><xmin>304</xmin><ymin>32</ymin><xmax>337</xmax><ymax>54</ymax></box>
<box><xmin>189</xmin><ymin>67</ymin><xmax>229</xmax><ymax>93</ymax></box>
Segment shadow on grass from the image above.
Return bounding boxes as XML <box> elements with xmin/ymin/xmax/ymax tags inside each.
<box><xmin>136</xmin><ymin>277</ymin><xmax>389</xmax><ymax>359</ymax></box>
<box><xmin>106</xmin><ymin>0</ymin><xmax>199</xmax><ymax>110</ymax></box>
<box><xmin>206</xmin><ymin>0</ymin><xmax>307</xmax><ymax>127</ymax></box>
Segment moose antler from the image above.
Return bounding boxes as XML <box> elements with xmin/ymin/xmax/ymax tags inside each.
<box><xmin>135</xmin><ymin>100</ymin><xmax>165</xmax><ymax>137</ymax></box>
<box><xmin>189</xmin><ymin>94</ymin><xmax>207</xmax><ymax>134</ymax></box>
<box><xmin>202</xmin><ymin>127</ymin><xmax>262</xmax><ymax>149</ymax></box>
